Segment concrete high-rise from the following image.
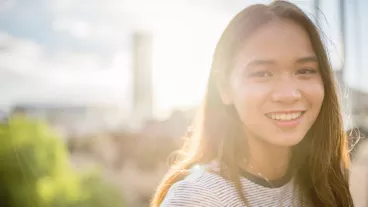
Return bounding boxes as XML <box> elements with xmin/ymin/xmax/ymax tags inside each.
<box><xmin>132</xmin><ymin>32</ymin><xmax>153</xmax><ymax>127</ymax></box>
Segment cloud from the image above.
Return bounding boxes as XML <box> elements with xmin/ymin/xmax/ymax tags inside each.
<box><xmin>48</xmin><ymin>0</ymin><xmax>232</xmax><ymax>42</ymax></box>
<box><xmin>0</xmin><ymin>0</ymin><xmax>15</xmax><ymax>13</ymax></box>
<box><xmin>0</xmin><ymin>32</ymin><xmax>132</xmax><ymax>109</ymax></box>
<box><xmin>0</xmin><ymin>32</ymin><xmax>45</xmax><ymax>74</ymax></box>
<box><xmin>48</xmin><ymin>0</ymin><xmax>132</xmax><ymax>45</ymax></box>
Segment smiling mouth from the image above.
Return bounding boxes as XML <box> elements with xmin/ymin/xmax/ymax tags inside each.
<box><xmin>265</xmin><ymin>111</ymin><xmax>305</xmax><ymax>121</ymax></box>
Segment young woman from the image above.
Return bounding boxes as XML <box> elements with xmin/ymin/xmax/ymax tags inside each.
<box><xmin>151</xmin><ymin>1</ymin><xmax>354</xmax><ymax>206</ymax></box>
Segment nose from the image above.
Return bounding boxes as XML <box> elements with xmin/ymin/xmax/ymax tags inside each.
<box><xmin>271</xmin><ymin>80</ymin><xmax>301</xmax><ymax>104</ymax></box>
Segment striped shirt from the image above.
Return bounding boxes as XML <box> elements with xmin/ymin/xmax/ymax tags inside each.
<box><xmin>161</xmin><ymin>163</ymin><xmax>307</xmax><ymax>207</ymax></box>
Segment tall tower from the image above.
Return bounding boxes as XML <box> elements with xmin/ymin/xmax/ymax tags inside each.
<box><xmin>132</xmin><ymin>32</ymin><xmax>153</xmax><ymax>127</ymax></box>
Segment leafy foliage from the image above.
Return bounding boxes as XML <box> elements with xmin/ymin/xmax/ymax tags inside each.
<box><xmin>0</xmin><ymin>115</ymin><xmax>124</xmax><ymax>207</ymax></box>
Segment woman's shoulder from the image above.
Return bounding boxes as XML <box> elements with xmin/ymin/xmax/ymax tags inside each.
<box><xmin>160</xmin><ymin>165</ymin><xmax>228</xmax><ymax>207</ymax></box>
<box><xmin>160</xmin><ymin>179</ymin><xmax>223</xmax><ymax>207</ymax></box>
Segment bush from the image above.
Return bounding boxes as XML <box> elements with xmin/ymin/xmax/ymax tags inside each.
<box><xmin>72</xmin><ymin>171</ymin><xmax>124</xmax><ymax>207</ymax></box>
<box><xmin>0</xmin><ymin>115</ymin><xmax>124</xmax><ymax>207</ymax></box>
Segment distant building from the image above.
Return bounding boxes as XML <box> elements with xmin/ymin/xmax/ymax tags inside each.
<box><xmin>131</xmin><ymin>32</ymin><xmax>153</xmax><ymax>129</ymax></box>
<box><xmin>342</xmin><ymin>0</ymin><xmax>368</xmax><ymax>132</ymax></box>
<box><xmin>10</xmin><ymin>103</ymin><xmax>126</xmax><ymax>140</ymax></box>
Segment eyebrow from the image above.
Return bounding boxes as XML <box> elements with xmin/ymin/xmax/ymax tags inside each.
<box><xmin>246</xmin><ymin>55</ymin><xmax>318</xmax><ymax>68</ymax></box>
<box><xmin>295</xmin><ymin>56</ymin><xmax>318</xmax><ymax>64</ymax></box>
<box><xmin>245</xmin><ymin>60</ymin><xmax>276</xmax><ymax>69</ymax></box>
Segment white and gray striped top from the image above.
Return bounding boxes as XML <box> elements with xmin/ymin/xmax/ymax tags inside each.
<box><xmin>160</xmin><ymin>163</ymin><xmax>308</xmax><ymax>207</ymax></box>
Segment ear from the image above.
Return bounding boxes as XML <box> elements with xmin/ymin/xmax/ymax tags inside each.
<box><xmin>216</xmin><ymin>78</ymin><xmax>233</xmax><ymax>105</ymax></box>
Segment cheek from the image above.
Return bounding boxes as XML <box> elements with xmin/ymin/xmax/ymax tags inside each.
<box><xmin>230</xmin><ymin>81</ymin><xmax>270</xmax><ymax>117</ymax></box>
<box><xmin>230</xmin><ymin>75</ymin><xmax>270</xmax><ymax>102</ymax></box>
<box><xmin>300</xmin><ymin>80</ymin><xmax>325</xmax><ymax>107</ymax></box>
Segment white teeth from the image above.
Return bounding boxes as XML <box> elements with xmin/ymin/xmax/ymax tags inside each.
<box><xmin>269</xmin><ymin>112</ymin><xmax>302</xmax><ymax>121</ymax></box>
<box><xmin>286</xmin><ymin>114</ymin><xmax>291</xmax><ymax>120</ymax></box>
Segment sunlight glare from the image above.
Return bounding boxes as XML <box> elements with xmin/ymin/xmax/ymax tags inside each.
<box><xmin>152</xmin><ymin>27</ymin><xmax>211</xmax><ymax>117</ymax></box>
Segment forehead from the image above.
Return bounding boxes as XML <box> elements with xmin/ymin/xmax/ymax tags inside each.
<box><xmin>238</xmin><ymin>19</ymin><xmax>315</xmax><ymax>61</ymax></box>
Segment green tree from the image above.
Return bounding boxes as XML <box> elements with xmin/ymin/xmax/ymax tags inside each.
<box><xmin>0</xmin><ymin>115</ymin><xmax>124</xmax><ymax>207</ymax></box>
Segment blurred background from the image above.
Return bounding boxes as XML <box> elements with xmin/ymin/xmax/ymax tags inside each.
<box><xmin>1</xmin><ymin>0</ymin><xmax>367</xmax><ymax>206</ymax></box>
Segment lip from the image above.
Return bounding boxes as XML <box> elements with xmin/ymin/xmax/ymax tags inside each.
<box><xmin>265</xmin><ymin>111</ymin><xmax>306</xmax><ymax>128</ymax></box>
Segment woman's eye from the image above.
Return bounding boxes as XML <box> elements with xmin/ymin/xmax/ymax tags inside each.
<box><xmin>296</xmin><ymin>68</ymin><xmax>318</xmax><ymax>75</ymax></box>
<box><xmin>249</xmin><ymin>71</ymin><xmax>272</xmax><ymax>78</ymax></box>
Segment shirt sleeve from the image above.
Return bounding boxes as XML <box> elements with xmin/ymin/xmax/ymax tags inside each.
<box><xmin>160</xmin><ymin>180</ymin><xmax>224</xmax><ymax>207</ymax></box>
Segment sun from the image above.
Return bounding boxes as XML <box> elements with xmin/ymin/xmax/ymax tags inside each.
<box><xmin>152</xmin><ymin>27</ymin><xmax>211</xmax><ymax>117</ymax></box>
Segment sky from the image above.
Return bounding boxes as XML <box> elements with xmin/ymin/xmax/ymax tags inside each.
<box><xmin>1</xmin><ymin>0</ymin><xmax>362</xmax><ymax>118</ymax></box>
<box><xmin>0</xmin><ymin>0</ymin><xmax>231</xmax><ymax>117</ymax></box>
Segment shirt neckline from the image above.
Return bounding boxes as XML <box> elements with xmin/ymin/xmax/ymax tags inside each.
<box><xmin>239</xmin><ymin>168</ymin><xmax>292</xmax><ymax>188</ymax></box>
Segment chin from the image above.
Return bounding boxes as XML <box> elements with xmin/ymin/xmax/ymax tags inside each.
<box><xmin>267</xmin><ymin>135</ymin><xmax>305</xmax><ymax>147</ymax></box>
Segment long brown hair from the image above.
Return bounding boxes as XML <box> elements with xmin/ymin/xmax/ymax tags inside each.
<box><xmin>151</xmin><ymin>1</ymin><xmax>353</xmax><ymax>206</ymax></box>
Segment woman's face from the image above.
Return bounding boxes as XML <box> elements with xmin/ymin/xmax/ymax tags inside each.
<box><xmin>222</xmin><ymin>19</ymin><xmax>324</xmax><ymax>147</ymax></box>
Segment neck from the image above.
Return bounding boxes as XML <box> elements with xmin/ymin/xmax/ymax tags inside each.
<box><xmin>243</xmin><ymin>136</ymin><xmax>291</xmax><ymax>180</ymax></box>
